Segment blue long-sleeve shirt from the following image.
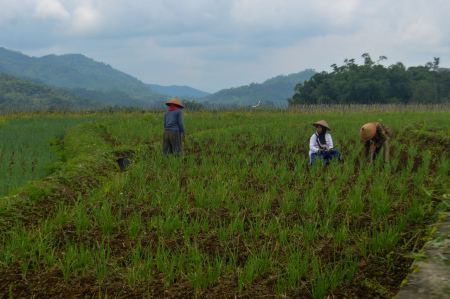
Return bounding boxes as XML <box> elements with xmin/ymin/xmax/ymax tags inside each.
<box><xmin>164</xmin><ymin>109</ymin><xmax>186</xmax><ymax>136</ymax></box>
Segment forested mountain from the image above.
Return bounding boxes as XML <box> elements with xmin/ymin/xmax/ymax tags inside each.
<box><xmin>0</xmin><ymin>73</ymin><xmax>98</xmax><ymax>108</ymax></box>
<box><xmin>288</xmin><ymin>54</ymin><xmax>450</xmax><ymax>105</ymax></box>
<box><xmin>147</xmin><ymin>84</ymin><xmax>210</xmax><ymax>98</ymax></box>
<box><xmin>0</xmin><ymin>47</ymin><xmax>168</xmax><ymax>106</ymax></box>
<box><xmin>196</xmin><ymin>69</ymin><xmax>316</xmax><ymax>106</ymax></box>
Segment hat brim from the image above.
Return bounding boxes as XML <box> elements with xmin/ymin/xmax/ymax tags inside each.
<box><xmin>313</xmin><ymin>123</ymin><xmax>331</xmax><ymax>131</ymax></box>
<box><xmin>359</xmin><ymin>123</ymin><xmax>377</xmax><ymax>140</ymax></box>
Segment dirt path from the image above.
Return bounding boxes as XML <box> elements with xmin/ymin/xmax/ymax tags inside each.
<box><xmin>395</xmin><ymin>211</ymin><xmax>450</xmax><ymax>298</ymax></box>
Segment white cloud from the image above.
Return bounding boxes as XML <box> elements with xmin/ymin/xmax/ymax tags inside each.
<box><xmin>34</xmin><ymin>0</ymin><xmax>70</xmax><ymax>21</ymax></box>
<box><xmin>71</xmin><ymin>4</ymin><xmax>103</xmax><ymax>34</ymax></box>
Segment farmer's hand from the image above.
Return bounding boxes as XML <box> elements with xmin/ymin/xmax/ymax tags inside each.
<box><xmin>318</xmin><ymin>149</ymin><xmax>325</xmax><ymax>154</ymax></box>
<box><xmin>183</xmin><ymin>135</ymin><xmax>186</xmax><ymax>142</ymax></box>
<box><xmin>370</xmin><ymin>146</ymin><xmax>376</xmax><ymax>153</ymax></box>
<box><xmin>328</xmin><ymin>148</ymin><xmax>333</xmax><ymax>154</ymax></box>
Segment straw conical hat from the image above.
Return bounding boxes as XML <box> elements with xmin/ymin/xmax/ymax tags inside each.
<box><xmin>165</xmin><ymin>97</ymin><xmax>184</xmax><ymax>108</ymax></box>
<box><xmin>312</xmin><ymin>120</ymin><xmax>331</xmax><ymax>131</ymax></box>
<box><xmin>359</xmin><ymin>122</ymin><xmax>377</xmax><ymax>140</ymax></box>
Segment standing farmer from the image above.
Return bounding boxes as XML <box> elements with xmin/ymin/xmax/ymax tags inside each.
<box><xmin>309</xmin><ymin>120</ymin><xmax>341</xmax><ymax>165</ymax></box>
<box><xmin>359</xmin><ymin>122</ymin><xmax>392</xmax><ymax>163</ymax></box>
<box><xmin>163</xmin><ymin>97</ymin><xmax>186</xmax><ymax>155</ymax></box>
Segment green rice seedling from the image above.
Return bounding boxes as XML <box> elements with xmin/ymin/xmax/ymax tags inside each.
<box><xmin>333</xmin><ymin>223</ymin><xmax>350</xmax><ymax>248</ymax></box>
<box><xmin>278</xmin><ymin>224</ymin><xmax>291</xmax><ymax>244</ymax></box>
<box><xmin>230</xmin><ymin>213</ymin><xmax>244</xmax><ymax>235</ymax></box>
<box><xmin>255</xmin><ymin>195</ymin><xmax>272</xmax><ymax>214</ymax></box>
<box><xmin>76</xmin><ymin>242</ymin><xmax>94</xmax><ymax>271</ymax></box>
<box><xmin>321</xmin><ymin>189</ymin><xmax>339</xmax><ymax>218</ymax></box>
<box><xmin>369</xmin><ymin>223</ymin><xmax>400</xmax><ymax>254</ymax></box>
<box><xmin>94</xmin><ymin>201</ymin><xmax>115</xmax><ymax>236</ymax></box>
<box><xmin>155</xmin><ymin>243</ymin><xmax>172</xmax><ymax>274</ymax></box>
<box><xmin>126</xmin><ymin>211</ymin><xmax>142</xmax><ymax>238</ymax></box>
<box><xmin>206</xmin><ymin>254</ymin><xmax>223</xmax><ymax>285</ymax></box>
<box><xmin>406</xmin><ymin>146</ymin><xmax>418</xmax><ymax>174</ymax></box>
<box><xmin>359</xmin><ymin>237</ymin><xmax>370</xmax><ymax>260</ymax></box>
<box><xmin>348</xmin><ymin>186</ymin><xmax>364</xmax><ymax>216</ymax></box>
<box><xmin>31</xmin><ymin>219</ymin><xmax>54</xmax><ymax>270</ymax></box>
<box><xmin>247</xmin><ymin>218</ymin><xmax>262</xmax><ymax>242</ymax></box>
<box><xmin>285</xmin><ymin>246</ymin><xmax>310</xmax><ymax>290</ymax></box>
<box><xmin>94</xmin><ymin>240</ymin><xmax>112</xmax><ymax>285</ymax></box>
<box><xmin>162</xmin><ymin>213</ymin><xmax>182</xmax><ymax>237</ymax></box>
<box><xmin>185</xmin><ymin>244</ymin><xmax>208</xmax><ymax>291</ymax></box>
<box><xmin>344</xmin><ymin>254</ymin><xmax>359</xmax><ymax>282</ymax></box>
<box><xmin>217</xmin><ymin>220</ymin><xmax>230</xmax><ymax>244</ymax></box>
<box><xmin>1</xmin><ymin>233</ymin><xmax>16</xmax><ymax>267</ymax></box>
<box><xmin>304</xmin><ymin>219</ymin><xmax>319</xmax><ymax>246</ymax></box>
<box><xmin>237</xmin><ymin>262</ymin><xmax>255</xmax><ymax>292</ymax></box>
<box><xmin>406</xmin><ymin>196</ymin><xmax>427</xmax><ymax>223</ymax></box>
<box><xmin>264</xmin><ymin>217</ymin><xmax>279</xmax><ymax>237</ymax></box>
<box><xmin>309</xmin><ymin>258</ymin><xmax>331</xmax><ymax>299</ymax></box>
<box><xmin>54</xmin><ymin>202</ymin><xmax>72</xmax><ymax>228</ymax></box>
<box><xmin>280</xmin><ymin>189</ymin><xmax>297</xmax><ymax>214</ymax></box>
<box><xmin>413</xmin><ymin>153</ymin><xmax>430</xmax><ymax>188</ymax></box>
<box><xmin>74</xmin><ymin>202</ymin><xmax>90</xmax><ymax>234</ymax></box>
<box><xmin>143</xmin><ymin>247</ymin><xmax>155</xmax><ymax>280</ymax></box>
<box><xmin>44</xmin><ymin>246</ymin><xmax>59</xmax><ymax>266</ymax></box>
<box><xmin>56</xmin><ymin>242</ymin><xmax>78</xmax><ymax>281</ymax></box>
<box><xmin>318</xmin><ymin>217</ymin><xmax>334</xmax><ymax>236</ymax></box>
<box><xmin>369</xmin><ymin>191</ymin><xmax>392</xmax><ymax>222</ymax></box>
<box><xmin>437</xmin><ymin>156</ymin><xmax>449</xmax><ymax>178</ymax></box>
<box><xmin>126</xmin><ymin>242</ymin><xmax>145</xmax><ymax>290</ymax></box>
<box><xmin>224</xmin><ymin>245</ymin><xmax>239</xmax><ymax>272</ymax></box>
<box><xmin>304</xmin><ymin>191</ymin><xmax>319</xmax><ymax>217</ymax></box>
<box><xmin>200</xmin><ymin>215</ymin><xmax>211</xmax><ymax>231</ymax></box>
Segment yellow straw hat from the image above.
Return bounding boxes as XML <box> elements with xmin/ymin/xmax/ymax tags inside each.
<box><xmin>312</xmin><ymin>120</ymin><xmax>331</xmax><ymax>131</ymax></box>
<box><xmin>165</xmin><ymin>97</ymin><xmax>184</xmax><ymax>108</ymax></box>
<box><xmin>359</xmin><ymin>122</ymin><xmax>377</xmax><ymax>140</ymax></box>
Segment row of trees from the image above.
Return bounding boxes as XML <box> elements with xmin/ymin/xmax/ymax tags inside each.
<box><xmin>288</xmin><ymin>54</ymin><xmax>450</xmax><ymax>105</ymax></box>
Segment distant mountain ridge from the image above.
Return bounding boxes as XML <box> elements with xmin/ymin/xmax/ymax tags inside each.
<box><xmin>196</xmin><ymin>69</ymin><xmax>316</xmax><ymax>106</ymax></box>
<box><xmin>0</xmin><ymin>47</ymin><xmax>168</xmax><ymax>106</ymax></box>
<box><xmin>147</xmin><ymin>84</ymin><xmax>210</xmax><ymax>98</ymax></box>
<box><xmin>0</xmin><ymin>47</ymin><xmax>316</xmax><ymax>107</ymax></box>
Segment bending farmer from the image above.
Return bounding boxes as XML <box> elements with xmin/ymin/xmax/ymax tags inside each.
<box><xmin>163</xmin><ymin>97</ymin><xmax>186</xmax><ymax>155</ymax></box>
<box><xmin>309</xmin><ymin>120</ymin><xmax>341</xmax><ymax>165</ymax></box>
<box><xmin>359</xmin><ymin>122</ymin><xmax>392</xmax><ymax>163</ymax></box>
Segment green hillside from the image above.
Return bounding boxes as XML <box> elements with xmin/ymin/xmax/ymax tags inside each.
<box><xmin>147</xmin><ymin>84</ymin><xmax>210</xmax><ymax>98</ymax></box>
<box><xmin>0</xmin><ymin>73</ymin><xmax>98</xmax><ymax>108</ymax></box>
<box><xmin>197</xmin><ymin>69</ymin><xmax>316</xmax><ymax>106</ymax></box>
<box><xmin>0</xmin><ymin>47</ymin><xmax>168</xmax><ymax>106</ymax></box>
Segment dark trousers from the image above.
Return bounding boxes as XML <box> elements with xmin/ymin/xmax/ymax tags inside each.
<box><xmin>310</xmin><ymin>150</ymin><xmax>341</xmax><ymax>165</ymax></box>
<box><xmin>163</xmin><ymin>130</ymin><xmax>183</xmax><ymax>155</ymax></box>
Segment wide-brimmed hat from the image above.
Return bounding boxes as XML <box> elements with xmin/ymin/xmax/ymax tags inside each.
<box><xmin>165</xmin><ymin>97</ymin><xmax>184</xmax><ymax>108</ymax></box>
<box><xmin>359</xmin><ymin>122</ymin><xmax>377</xmax><ymax>140</ymax></box>
<box><xmin>312</xmin><ymin>120</ymin><xmax>331</xmax><ymax>131</ymax></box>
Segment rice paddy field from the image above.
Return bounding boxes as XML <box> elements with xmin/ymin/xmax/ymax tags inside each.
<box><xmin>0</xmin><ymin>105</ymin><xmax>449</xmax><ymax>298</ymax></box>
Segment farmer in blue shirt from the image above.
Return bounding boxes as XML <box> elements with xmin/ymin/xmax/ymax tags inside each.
<box><xmin>163</xmin><ymin>97</ymin><xmax>186</xmax><ymax>155</ymax></box>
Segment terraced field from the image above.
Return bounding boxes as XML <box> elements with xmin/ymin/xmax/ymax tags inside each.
<box><xmin>1</xmin><ymin>106</ymin><xmax>449</xmax><ymax>298</ymax></box>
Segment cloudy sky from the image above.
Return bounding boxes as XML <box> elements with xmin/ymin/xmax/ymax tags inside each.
<box><xmin>1</xmin><ymin>0</ymin><xmax>449</xmax><ymax>93</ymax></box>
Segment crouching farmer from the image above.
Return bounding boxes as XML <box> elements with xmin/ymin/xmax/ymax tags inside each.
<box><xmin>309</xmin><ymin>120</ymin><xmax>341</xmax><ymax>165</ymax></box>
<box><xmin>359</xmin><ymin>122</ymin><xmax>392</xmax><ymax>163</ymax></box>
